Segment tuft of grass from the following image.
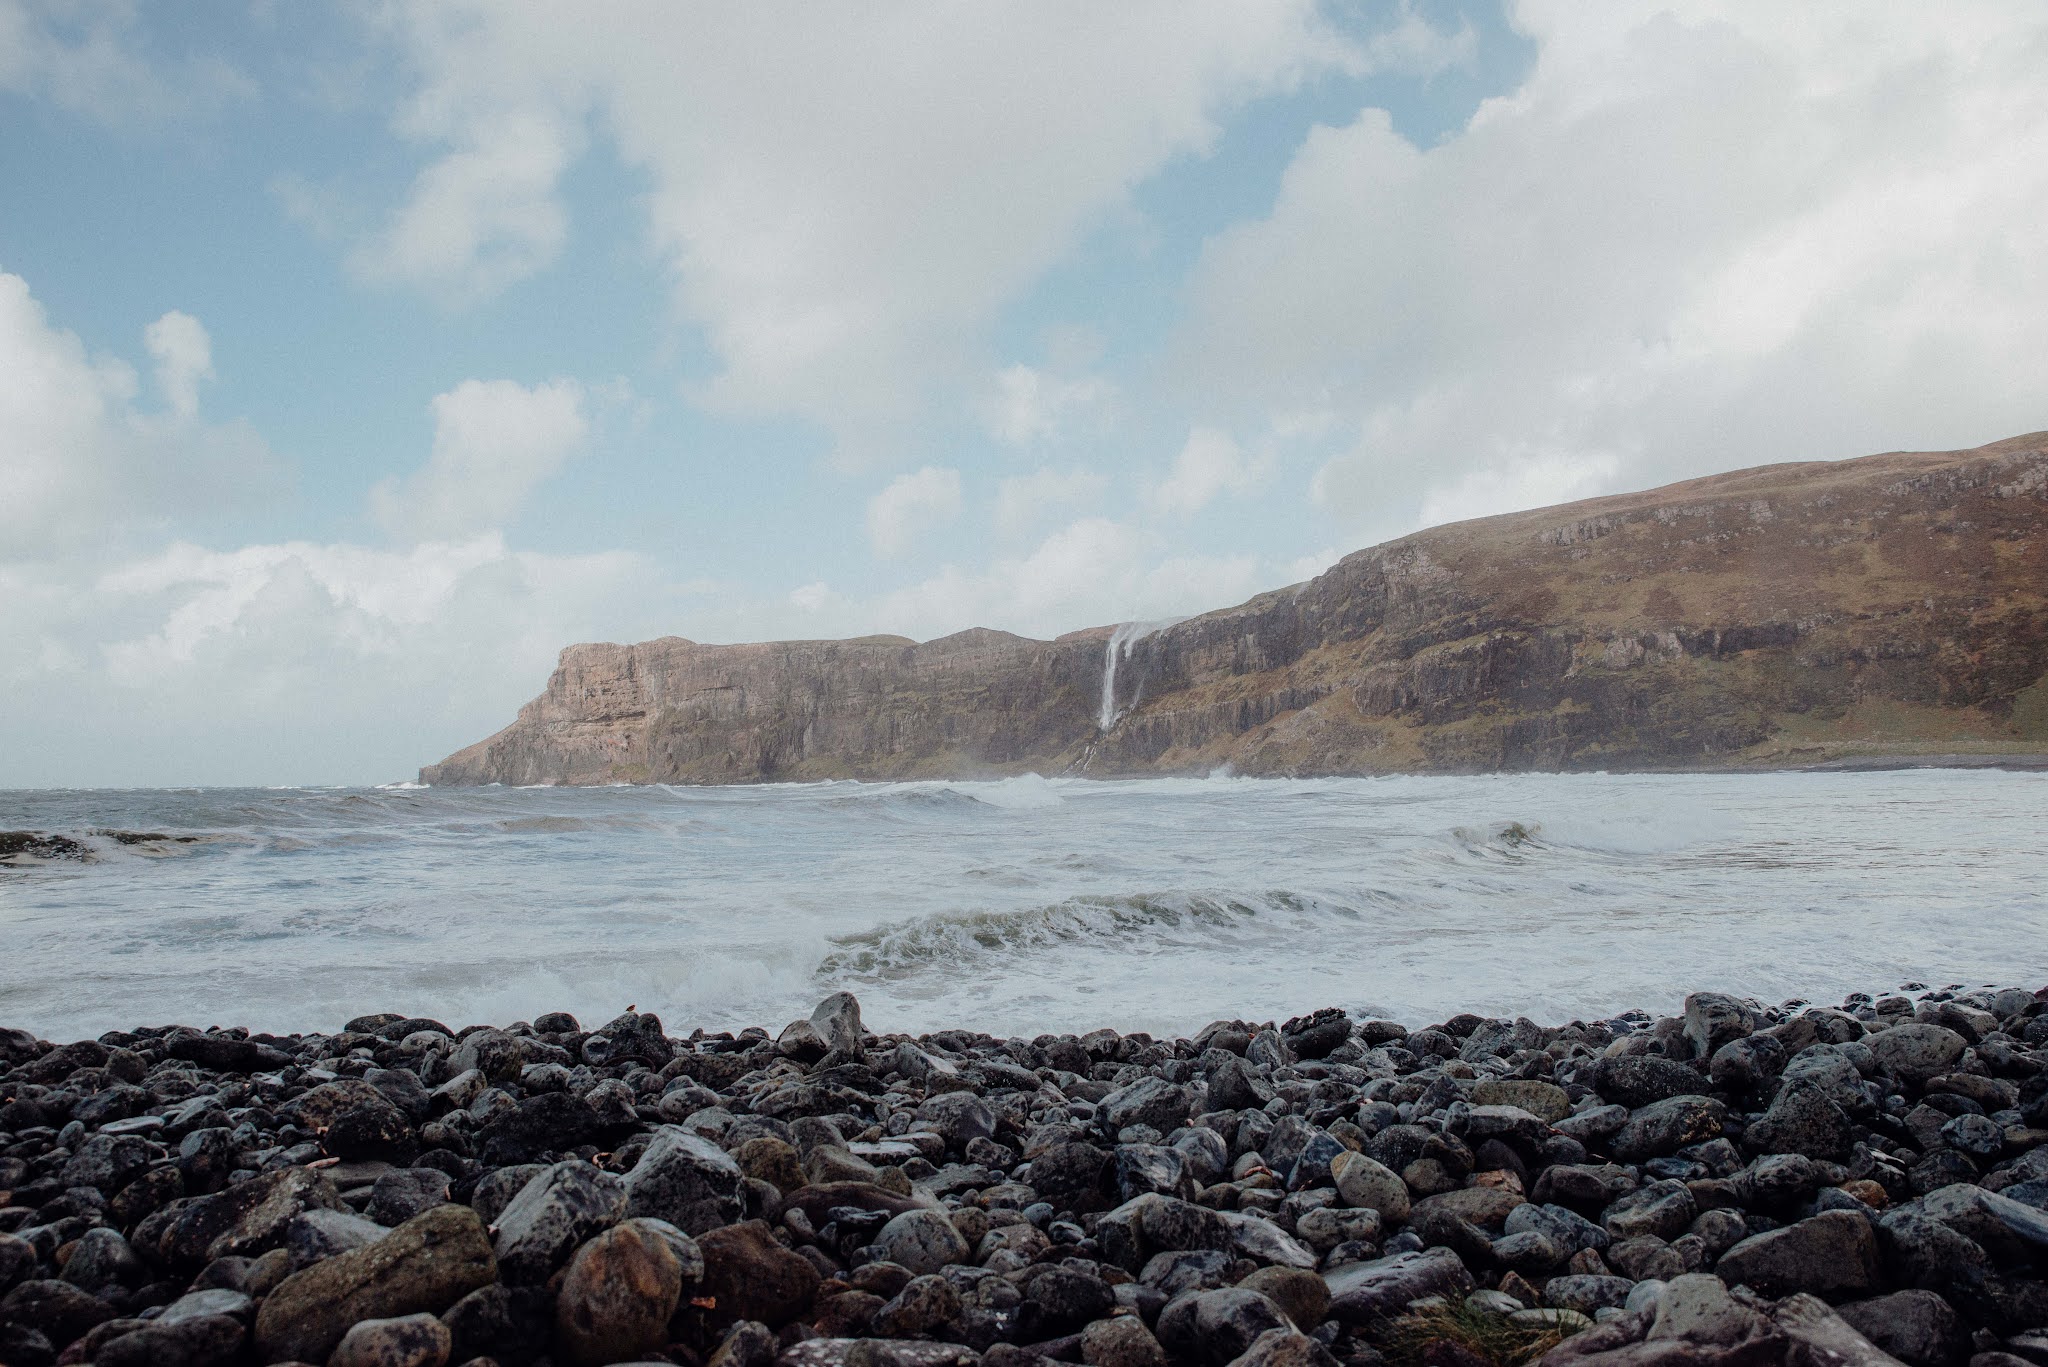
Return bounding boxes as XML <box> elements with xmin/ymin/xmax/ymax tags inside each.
<box><xmin>1382</xmin><ymin>1302</ymin><xmax>1569</xmax><ymax>1367</ymax></box>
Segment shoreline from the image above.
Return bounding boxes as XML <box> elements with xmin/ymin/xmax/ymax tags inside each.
<box><xmin>4</xmin><ymin>984</ymin><xmax>2048</xmax><ymax>1366</ymax></box>
<box><xmin>6</xmin><ymin>753</ymin><xmax>2048</xmax><ymax>798</ymax></box>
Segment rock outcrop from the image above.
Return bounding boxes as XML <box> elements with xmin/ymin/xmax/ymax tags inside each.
<box><xmin>422</xmin><ymin>433</ymin><xmax>2048</xmax><ymax>785</ymax></box>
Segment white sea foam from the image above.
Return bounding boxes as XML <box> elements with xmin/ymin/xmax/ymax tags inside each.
<box><xmin>964</xmin><ymin>774</ymin><xmax>1065</xmax><ymax>810</ymax></box>
<box><xmin>0</xmin><ymin>770</ymin><xmax>2043</xmax><ymax>1039</ymax></box>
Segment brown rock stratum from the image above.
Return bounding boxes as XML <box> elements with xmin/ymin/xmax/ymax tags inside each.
<box><xmin>421</xmin><ymin>432</ymin><xmax>2048</xmax><ymax>785</ymax></box>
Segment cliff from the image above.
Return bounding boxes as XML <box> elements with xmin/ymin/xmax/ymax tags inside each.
<box><xmin>421</xmin><ymin>432</ymin><xmax>2048</xmax><ymax>784</ymax></box>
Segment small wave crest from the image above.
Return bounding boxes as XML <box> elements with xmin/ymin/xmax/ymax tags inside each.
<box><xmin>495</xmin><ymin>816</ymin><xmax>593</xmax><ymax>833</ymax></box>
<box><xmin>813</xmin><ymin>775</ymin><xmax>1067</xmax><ymax>818</ymax></box>
<box><xmin>818</xmin><ymin>787</ymin><xmax>984</xmax><ymax>817</ymax></box>
<box><xmin>815</xmin><ymin>886</ymin><xmax>1349</xmax><ymax>984</ymax></box>
<box><xmin>963</xmin><ymin>774</ymin><xmax>1064</xmax><ymax>810</ymax></box>
<box><xmin>1448</xmin><ymin>820</ymin><xmax>1547</xmax><ymax>858</ymax></box>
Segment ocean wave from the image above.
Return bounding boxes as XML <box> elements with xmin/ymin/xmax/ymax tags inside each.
<box><xmin>1448</xmin><ymin>820</ymin><xmax>1547</xmax><ymax>857</ymax></box>
<box><xmin>815</xmin><ymin>887</ymin><xmax>1345</xmax><ymax>983</ymax></box>
<box><xmin>962</xmin><ymin>774</ymin><xmax>1065</xmax><ymax>810</ymax></box>
<box><xmin>3</xmin><ymin>771</ymin><xmax>2043</xmax><ymax>1041</ymax></box>
<box><xmin>796</xmin><ymin>774</ymin><xmax>1074</xmax><ymax>817</ymax></box>
<box><xmin>493</xmin><ymin>815</ymin><xmax>593</xmax><ymax>833</ymax></box>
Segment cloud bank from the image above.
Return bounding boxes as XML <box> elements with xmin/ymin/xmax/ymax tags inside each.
<box><xmin>5</xmin><ymin>2</ymin><xmax>2046</xmax><ymax>784</ymax></box>
<box><xmin>1180</xmin><ymin>1</ymin><xmax>2048</xmax><ymax>537</ymax></box>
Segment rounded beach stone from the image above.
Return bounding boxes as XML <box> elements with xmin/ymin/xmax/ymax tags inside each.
<box><xmin>696</xmin><ymin>1219</ymin><xmax>821</xmax><ymax>1328</ymax></box>
<box><xmin>328</xmin><ymin>1312</ymin><xmax>452</xmax><ymax>1367</ymax></box>
<box><xmin>253</xmin><ymin>1203</ymin><xmax>497</xmax><ymax>1364</ymax></box>
<box><xmin>874</xmin><ymin>1208</ymin><xmax>971</xmax><ymax>1275</ymax></box>
<box><xmin>1330</xmin><ymin>1150</ymin><xmax>1410</xmax><ymax>1221</ymax></box>
<box><xmin>553</xmin><ymin>1219</ymin><xmax>687</xmax><ymax>1367</ymax></box>
<box><xmin>1082</xmin><ymin>1314</ymin><xmax>1170</xmax><ymax>1367</ymax></box>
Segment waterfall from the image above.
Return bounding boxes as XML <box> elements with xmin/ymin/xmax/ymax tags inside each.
<box><xmin>1097</xmin><ymin>618</ymin><xmax>1184</xmax><ymax>731</ymax></box>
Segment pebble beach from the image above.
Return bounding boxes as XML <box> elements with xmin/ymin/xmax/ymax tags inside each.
<box><xmin>4</xmin><ymin>983</ymin><xmax>2048</xmax><ymax>1367</ymax></box>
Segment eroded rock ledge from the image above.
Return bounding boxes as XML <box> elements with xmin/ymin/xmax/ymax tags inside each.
<box><xmin>6</xmin><ymin>983</ymin><xmax>2048</xmax><ymax>1366</ymax></box>
<box><xmin>422</xmin><ymin>433</ymin><xmax>2048</xmax><ymax>785</ymax></box>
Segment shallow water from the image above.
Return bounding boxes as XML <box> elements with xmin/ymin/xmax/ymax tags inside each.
<box><xmin>1</xmin><ymin>771</ymin><xmax>2044</xmax><ymax>1042</ymax></box>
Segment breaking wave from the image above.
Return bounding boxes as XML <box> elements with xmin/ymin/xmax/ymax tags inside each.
<box><xmin>2</xmin><ymin>769</ymin><xmax>2044</xmax><ymax>1039</ymax></box>
<box><xmin>816</xmin><ymin>890</ymin><xmax>1328</xmax><ymax>981</ymax></box>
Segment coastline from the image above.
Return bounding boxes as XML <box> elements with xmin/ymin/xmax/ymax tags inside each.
<box><xmin>1789</xmin><ymin>753</ymin><xmax>2048</xmax><ymax>774</ymax></box>
<box><xmin>5</xmin><ymin>984</ymin><xmax>2048</xmax><ymax>1366</ymax></box>
<box><xmin>410</xmin><ymin>749</ymin><xmax>2048</xmax><ymax>789</ymax></box>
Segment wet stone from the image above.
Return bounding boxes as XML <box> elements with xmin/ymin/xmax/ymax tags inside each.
<box><xmin>1156</xmin><ymin>1287</ymin><xmax>1291</xmax><ymax>1367</ymax></box>
<box><xmin>1544</xmin><ymin>1273</ymin><xmax>1636</xmax><ymax>1315</ymax></box>
<box><xmin>369</xmin><ymin>1167</ymin><xmax>453</xmax><ymax>1226</ymax></box>
<box><xmin>1744</xmin><ymin>1078</ymin><xmax>1856</xmax><ymax>1160</ymax></box>
<box><xmin>254</xmin><ymin>1203</ymin><xmax>497</xmax><ymax>1364</ymax></box>
<box><xmin>1602</xmin><ymin>1180</ymin><xmax>1697</xmax><ymax>1241</ymax></box>
<box><xmin>1715</xmin><ymin>1209</ymin><xmax>1882</xmax><ymax>1298</ymax></box>
<box><xmin>1609</xmin><ymin>1096</ymin><xmax>1727</xmax><ymax>1162</ymax></box>
<box><xmin>93</xmin><ymin>1313</ymin><xmax>246</xmax><ymax>1367</ymax></box>
<box><xmin>553</xmin><ymin>1218</ymin><xmax>689</xmax><ymax>1367</ymax></box>
<box><xmin>440</xmin><ymin>1283</ymin><xmax>551</xmax><ymax>1366</ymax></box>
<box><xmin>14</xmin><ymin>983</ymin><xmax>2048</xmax><ymax>1367</ymax></box>
<box><xmin>492</xmin><ymin>1159</ymin><xmax>626</xmax><ymax>1285</ymax></box>
<box><xmin>1080</xmin><ymin>1314</ymin><xmax>1169</xmax><ymax>1367</ymax></box>
<box><xmin>871</xmin><ymin>1272</ymin><xmax>961</xmax><ymax>1338</ymax></box>
<box><xmin>696</xmin><ymin>1219</ymin><xmax>821</xmax><ymax>1329</ymax></box>
<box><xmin>873</xmin><ymin>1208</ymin><xmax>970</xmax><ymax>1276</ymax></box>
<box><xmin>287</xmin><ymin>1207</ymin><xmax>389</xmax><ymax>1266</ymax></box>
<box><xmin>329</xmin><ymin>1312</ymin><xmax>452</xmax><ymax>1367</ymax></box>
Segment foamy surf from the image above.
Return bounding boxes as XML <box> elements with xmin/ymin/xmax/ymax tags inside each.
<box><xmin>1</xmin><ymin>769</ymin><xmax>2044</xmax><ymax>1039</ymax></box>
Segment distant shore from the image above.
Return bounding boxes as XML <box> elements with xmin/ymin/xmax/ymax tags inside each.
<box><xmin>1790</xmin><ymin>751</ymin><xmax>2048</xmax><ymax>773</ymax></box>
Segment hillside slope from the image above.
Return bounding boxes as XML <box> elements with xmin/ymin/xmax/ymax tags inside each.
<box><xmin>422</xmin><ymin>432</ymin><xmax>2048</xmax><ymax>784</ymax></box>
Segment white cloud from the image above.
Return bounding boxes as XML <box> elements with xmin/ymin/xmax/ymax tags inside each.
<box><xmin>353</xmin><ymin>109</ymin><xmax>580</xmax><ymax>306</ymax></box>
<box><xmin>1359</xmin><ymin>3</ymin><xmax>1477</xmax><ymax>77</ymax></box>
<box><xmin>357</xmin><ymin>2</ymin><xmax>1366</xmax><ymax>446</ymax></box>
<box><xmin>96</xmin><ymin>534</ymin><xmax>617</xmax><ymax>678</ymax></box>
<box><xmin>870</xmin><ymin>515</ymin><xmax>1264</xmax><ymax>642</ymax></box>
<box><xmin>1415</xmin><ymin>445</ymin><xmax>1622</xmax><ymax>529</ymax></box>
<box><xmin>0</xmin><ymin>532</ymin><xmax>674</xmax><ymax>785</ymax></box>
<box><xmin>1148</xmin><ymin>426</ymin><xmax>1268</xmax><ymax>518</ymax></box>
<box><xmin>371</xmin><ymin>378</ymin><xmax>588</xmax><ymax>541</ymax></box>
<box><xmin>0</xmin><ymin>271</ymin><xmax>272</xmax><ymax>554</ymax></box>
<box><xmin>994</xmin><ymin>467</ymin><xmax>1107</xmax><ymax>540</ymax></box>
<box><xmin>1180</xmin><ymin>1</ymin><xmax>2048</xmax><ymax>538</ymax></box>
<box><xmin>0</xmin><ymin>269</ymin><xmax>678</xmax><ymax>785</ymax></box>
<box><xmin>1283</xmin><ymin>547</ymin><xmax>1344</xmax><ymax>584</ymax></box>
<box><xmin>987</xmin><ymin>364</ymin><xmax>1113</xmax><ymax>446</ymax></box>
<box><xmin>143</xmin><ymin>310</ymin><xmax>212</xmax><ymax>418</ymax></box>
<box><xmin>0</xmin><ymin>0</ymin><xmax>253</xmax><ymax>126</ymax></box>
<box><xmin>788</xmin><ymin>581</ymin><xmax>835</xmax><ymax>614</ymax></box>
<box><xmin>866</xmin><ymin>466</ymin><xmax>963</xmax><ymax>558</ymax></box>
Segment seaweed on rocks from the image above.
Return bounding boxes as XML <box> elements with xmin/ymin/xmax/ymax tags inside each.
<box><xmin>3</xmin><ymin>983</ymin><xmax>2048</xmax><ymax>1366</ymax></box>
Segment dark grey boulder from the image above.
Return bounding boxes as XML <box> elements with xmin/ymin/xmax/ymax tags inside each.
<box><xmin>491</xmin><ymin>1159</ymin><xmax>627</xmax><ymax>1285</ymax></box>
<box><xmin>622</xmin><ymin>1125</ymin><xmax>746</xmax><ymax>1235</ymax></box>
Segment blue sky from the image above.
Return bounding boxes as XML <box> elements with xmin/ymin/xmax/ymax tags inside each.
<box><xmin>4</xmin><ymin>2</ymin><xmax>2045</xmax><ymax>786</ymax></box>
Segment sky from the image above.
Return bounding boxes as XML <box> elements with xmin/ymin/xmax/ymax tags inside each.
<box><xmin>3</xmin><ymin>1</ymin><xmax>2046</xmax><ymax>787</ymax></box>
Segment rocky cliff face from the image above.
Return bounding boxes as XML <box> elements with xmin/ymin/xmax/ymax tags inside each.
<box><xmin>422</xmin><ymin>432</ymin><xmax>2048</xmax><ymax>785</ymax></box>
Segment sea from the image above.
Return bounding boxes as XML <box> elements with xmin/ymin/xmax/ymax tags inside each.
<box><xmin>2</xmin><ymin>770</ymin><xmax>2045</xmax><ymax>1044</ymax></box>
